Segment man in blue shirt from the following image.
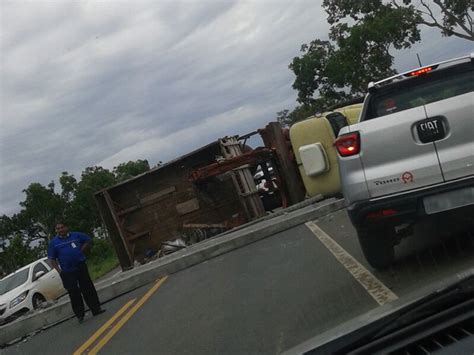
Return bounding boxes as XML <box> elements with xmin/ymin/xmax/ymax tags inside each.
<box><xmin>48</xmin><ymin>223</ymin><xmax>105</xmax><ymax>322</ymax></box>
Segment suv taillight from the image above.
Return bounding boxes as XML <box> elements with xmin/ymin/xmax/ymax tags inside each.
<box><xmin>335</xmin><ymin>132</ymin><xmax>360</xmax><ymax>157</ymax></box>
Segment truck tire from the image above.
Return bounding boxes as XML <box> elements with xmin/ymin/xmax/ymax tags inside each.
<box><xmin>357</xmin><ymin>227</ymin><xmax>395</xmax><ymax>270</ymax></box>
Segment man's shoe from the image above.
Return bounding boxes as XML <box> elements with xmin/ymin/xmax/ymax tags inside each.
<box><xmin>93</xmin><ymin>309</ymin><xmax>106</xmax><ymax>316</ymax></box>
<box><xmin>77</xmin><ymin>316</ymin><xmax>84</xmax><ymax>324</ymax></box>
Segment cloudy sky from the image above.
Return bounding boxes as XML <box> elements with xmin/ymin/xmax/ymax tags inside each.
<box><xmin>0</xmin><ymin>0</ymin><xmax>471</xmax><ymax>215</ymax></box>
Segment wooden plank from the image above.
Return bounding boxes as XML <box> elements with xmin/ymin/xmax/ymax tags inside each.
<box><xmin>220</xmin><ymin>137</ymin><xmax>265</xmax><ymax>219</ymax></box>
<box><xmin>239</xmin><ymin>191</ymin><xmax>261</xmax><ymax>197</ymax></box>
<box><xmin>127</xmin><ymin>231</ymin><xmax>150</xmax><ymax>241</ymax></box>
<box><xmin>118</xmin><ymin>205</ymin><xmax>141</xmax><ymax>217</ymax></box>
<box><xmin>183</xmin><ymin>223</ymin><xmax>226</xmax><ymax>229</ymax></box>
<box><xmin>117</xmin><ymin>186</ymin><xmax>177</xmax><ymax>216</ymax></box>
<box><xmin>95</xmin><ymin>193</ymin><xmax>133</xmax><ymax>270</ymax></box>
<box><xmin>103</xmin><ymin>191</ymin><xmax>134</xmax><ymax>267</ymax></box>
<box><xmin>262</xmin><ymin>122</ymin><xmax>306</xmax><ymax>204</ymax></box>
<box><xmin>140</xmin><ymin>186</ymin><xmax>176</xmax><ymax>204</ymax></box>
<box><xmin>176</xmin><ymin>198</ymin><xmax>200</xmax><ymax>215</ymax></box>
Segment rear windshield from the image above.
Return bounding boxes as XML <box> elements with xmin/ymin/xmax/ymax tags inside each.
<box><xmin>365</xmin><ymin>63</ymin><xmax>474</xmax><ymax>120</ymax></box>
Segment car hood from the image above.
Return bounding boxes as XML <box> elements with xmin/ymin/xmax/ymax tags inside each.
<box><xmin>0</xmin><ymin>284</ymin><xmax>29</xmax><ymax>306</ymax></box>
<box><xmin>283</xmin><ymin>267</ymin><xmax>474</xmax><ymax>354</ymax></box>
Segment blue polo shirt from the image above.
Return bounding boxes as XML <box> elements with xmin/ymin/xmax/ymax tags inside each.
<box><xmin>48</xmin><ymin>232</ymin><xmax>91</xmax><ymax>272</ymax></box>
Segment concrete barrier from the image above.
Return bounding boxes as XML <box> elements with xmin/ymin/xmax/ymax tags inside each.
<box><xmin>0</xmin><ymin>198</ymin><xmax>345</xmax><ymax>346</ymax></box>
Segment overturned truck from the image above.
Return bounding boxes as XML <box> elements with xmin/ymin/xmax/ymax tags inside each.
<box><xmin>95</xmin><ymin>123</ymin><xmax>306</xmax><ymax>270</ymax></box>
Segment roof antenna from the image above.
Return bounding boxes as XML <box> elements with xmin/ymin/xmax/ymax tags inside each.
<box><xmin>416</xmin><ymin>53</ymin><xmax>423</xmax><ymax>67</ymax></box>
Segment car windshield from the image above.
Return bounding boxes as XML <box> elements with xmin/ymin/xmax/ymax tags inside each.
<box><xmin>0</xmin><ymin>268</ymin><xmax>29</xmax><ymax>295</ymax></box>
<box><xmin>367</xmin><ymin>64</ymin><xmax>474</xmax><ymax>119</ymax></box>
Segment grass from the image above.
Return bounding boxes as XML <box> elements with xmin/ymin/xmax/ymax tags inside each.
<box><xmin>88</xmin><ymin>253</ymin><xmax>119</xmax><ymax>281</ymax></box>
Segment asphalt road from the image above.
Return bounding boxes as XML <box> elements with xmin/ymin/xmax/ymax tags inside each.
<box><xmin>3</xmin><ymin>210</ymin><xmax>473</xmax><ymax>355</ymax></box>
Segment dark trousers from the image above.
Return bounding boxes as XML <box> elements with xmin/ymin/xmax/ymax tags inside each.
<box><xmin>60</xmin><ymin>263</ymin><xmax>101</xmax><ymax>318</ymax></box>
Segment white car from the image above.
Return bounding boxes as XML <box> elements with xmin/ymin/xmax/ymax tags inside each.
<box><xmin>0</xmin><ymin>258</ymin><xmax>66</xmax><ymax>325</ymax></box>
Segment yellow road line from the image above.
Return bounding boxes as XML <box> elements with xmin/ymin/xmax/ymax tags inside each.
<box><xmin>88</xmin><ymin>276</ymin><xmax>168</xmax><ymax>355</ymax></box>
<box><xmin>305</xmin><ymin>221</ymin><xmax>398</xmax><ymax>306</ymax></box>
<box><xmin>73</xmin><ymin>298</ymin><xmax>136</xmax><ymax>355</ymax></box>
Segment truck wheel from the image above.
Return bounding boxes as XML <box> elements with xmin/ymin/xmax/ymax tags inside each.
<box><xmin>357</xmin><ymin>227</ymin><xmax>395</xmax><ymax>270</ymax></box>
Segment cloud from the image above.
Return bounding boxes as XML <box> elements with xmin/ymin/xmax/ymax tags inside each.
<box><xmin>0</xmin><ymin>0</ymin><xmax>471</xmax><ymax>215</ymax></box>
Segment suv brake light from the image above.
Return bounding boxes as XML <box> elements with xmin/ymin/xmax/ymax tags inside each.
<box><xmin>366</xmin><ymin>208</ymin><xmax>397</xmax><ymax>220</ymax></box>
<box><xmin>404</xmin><ymin>64</ymin><xmax>438</xmax><ymax>77</ymax></box>
<box><xmin>335</xmin><ymin>132</ymin><xmax>360</xmax><ymax>157</ymax></box>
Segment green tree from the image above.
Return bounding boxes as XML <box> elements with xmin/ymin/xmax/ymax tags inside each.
<box><xmin>0</xmin><ymin>215</ymin><xmax>16</xmax><ymax>242</ymax></box>
<box><xmin>113</xmin><ymin>160</ymin><xmax>150</xmax><ymax>183</ymax></box>
<box><xmin>279</xmin><ymin>0</ymin><xmax>472</xmax><ymax>126</ymax></box>
<box><xmin>1</xmin><ymin>213</ymin><xmax>36</xmax><ymax>253</ymax></box>
<box><xmin>288</xmin><ymin>40</ymin><xmax>356</xmax><ymax>106</ymax></box>
<box><xmin>19</xmin><ymin>182</ymin><xmax>65</xmax><ymax>238</ymax></box>
<box><xmin>66</xmin><ymin>166</ymin><xmax>117</xmax><ymax>235</ymax></box>
<box><xmin>0</xmin><ymin>234</ymin><xmax>42</xmax><ymax>274</ymax></box>
<box><xmin>325</xmin><ymin>0</ymin><xmax>473</xmax><ymax>42</ymax></box>
<box><xmin>59</xmin><ymin>171</ymin><xmax>78</xmax><ymax>203</ymax></box>
<box><xmin>298</xmin><ymin>0</ymin><xmax>473</xmax><ymax>100</ymax></box>
<box><xmin>1</xmin><ymin>159</ymin><xmax>152</xmax><ymax>275</ymax></box>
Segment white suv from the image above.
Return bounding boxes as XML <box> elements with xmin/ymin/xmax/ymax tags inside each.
<box><xmin>0</xmin><ymin>258</ymin><xmax>65</xmax><ymax>325</ymax></box>
<box><xmin>335</xmin><ymin>54</ymin><xmax>474</xmax><ymax>269</ymax></box>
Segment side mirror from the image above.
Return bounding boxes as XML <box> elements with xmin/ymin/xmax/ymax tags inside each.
<box><xmin>34</xmin><ymin>271</ymin><xmax>46</xmax><ymax>281</ymax></box>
